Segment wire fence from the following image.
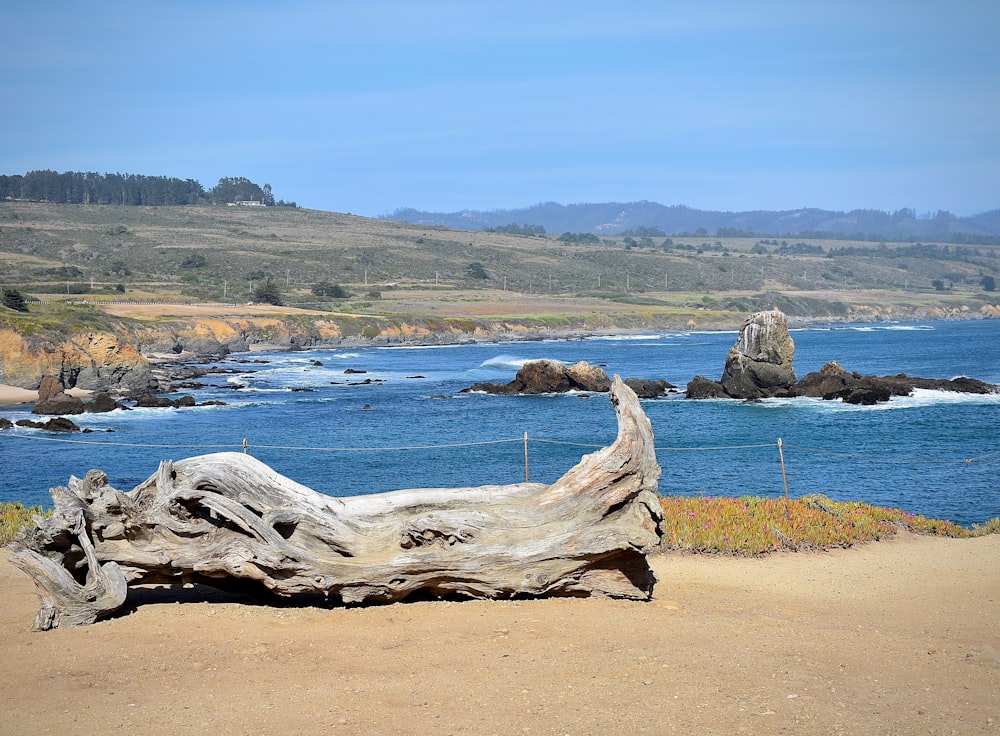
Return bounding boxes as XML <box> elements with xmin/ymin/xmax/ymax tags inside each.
<box><xmin>3</xmin><ymin>430</ymin><xmax>997</xmax><ymax>466</ymax></box>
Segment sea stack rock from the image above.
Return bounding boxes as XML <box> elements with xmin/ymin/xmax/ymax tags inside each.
<box><xmin>719</xmin><ymin>310</ymin><xmax>797</xmax><ymax>399</ymax></box>
<box><xmin>32</xmin><ymin>374</ymin><xmax>85</xmax><ymax>415</ymax></box>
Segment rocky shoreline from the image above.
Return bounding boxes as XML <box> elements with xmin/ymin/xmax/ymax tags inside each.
<box><xmin>685</xmin><ymin>310</ymin><xmax>999</xmax><ymax>404</ymax></box>
<box><xmin>1</xmin><ymin>310</ymin><xmax>998</xmax><ymax>413</ymax></box>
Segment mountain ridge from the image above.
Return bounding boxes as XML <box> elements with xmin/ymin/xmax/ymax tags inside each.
<box><xmin>384</xmin><ymin>201</ymin><xmax>1000</xmax><ymax>241</ymax></box>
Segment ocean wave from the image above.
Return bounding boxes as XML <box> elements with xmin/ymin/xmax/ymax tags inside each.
<box><xmin>744</xmin><ymin>388</ymin><xmax>1000</xmax><ymax>413</ymax></box>
<box><xmin>590</xmin><ymin>333</ymin><xmax>670</xmax><ymax>342</ymax></box>
<box><xmin>473</xmin><ymin>355</ymin><xmax>564</xmax><ymax>372</ymax></box>
<box><xmin>806</xmin><ymin>323</ymin><xmax>936</xmax><ymax>333</ymax></box>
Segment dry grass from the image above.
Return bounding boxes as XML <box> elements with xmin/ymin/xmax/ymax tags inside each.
<box><xmin>2</xmin><ymin>201</ymin><xmax>997</xmax><ymax>330</ymax></box>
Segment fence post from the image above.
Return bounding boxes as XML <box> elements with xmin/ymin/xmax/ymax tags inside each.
<box><xmin>524</xmin><ymin>432</ymin><xmax>530</xmax><ymax>483</ymax></box>
<box><xmin>777</xmin><ymin>437</ymin><xmax>789</xmax><ymax>501</ymax></box>
<box><xmin>243</xmin><ymin>438</ymin><xmax>248</xmax><ymax>454</ymax></box>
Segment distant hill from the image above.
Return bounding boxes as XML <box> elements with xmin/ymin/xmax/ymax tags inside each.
<box><xmin>384</xmin><ymin>202</ymin><xmax>1000</xmax><ymax>242</ymax></box>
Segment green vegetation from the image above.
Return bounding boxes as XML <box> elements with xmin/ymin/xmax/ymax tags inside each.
<box><xmin>658</xmin><ymin>495</ymin><xmax>999</xmax><ymax>556</ymax></box>
<box><xmin>0</xmin><ymin>299</ymin><xmax>129</xmax><ymax>336</ymax></box>
<box><xmin>251</xmin><ymin>278</ymin><xmax>284</xmax><ymax>306</ymax></box>
<box><xmin>0</xmin><ymin>170</ymin><xmax>289</xmax><ymax>207</ymax></box>
<box><xmin>0</xmin><ymin>200</ymin><xmax>997</xmax><ymax>330</ymax></box>
<box><xmin>558</xmin><ymin>232</ymin><xmax>601</xmax><ymax>244</ymax></box>
<box><xmin>1</xmin><ymin>501</ymin><xmax>52</xmax><ymax>546</ymax></box>
<box><xmin>311</xmin><ymin>281</ymin><xmax>350</xmax><ymax>298</ymax></box>
<box><xmin>486</xmin><ymin>223</ymin><xmax>546</xmax><ymax>236</ymax></box>
<box><xmin>2</xmin><ymin>287</ymin><xmax>28</xmax><ymax>312</ymax></box>
<box><xmin>466</xmin><ymin>262</ymin><xmax>488</xmax><ymax>280</ymax></box>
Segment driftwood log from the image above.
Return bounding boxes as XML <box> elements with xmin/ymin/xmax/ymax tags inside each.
<box><xmin>10</xmin><ymin>376</ymin><xmax>664</xmax><ymax>630</ymax></box>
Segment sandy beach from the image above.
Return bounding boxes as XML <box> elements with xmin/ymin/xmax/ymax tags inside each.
<box><xmin>0</xmin><ymin>383</ymin><xmax>91</xmax><ymax>406</ymax></box>
<box><xmin>2</xmin><ymin>534</ymin><xmax>998</xmax><ymax>735</ymax></box>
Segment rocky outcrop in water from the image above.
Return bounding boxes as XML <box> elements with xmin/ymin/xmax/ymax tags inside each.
<box><xmin>14</xmin><ymin>416</ymin><xmax>82</xmax><ymax>432</ymax></box>
<box><xmin>795</xmin><ymin>361</ymin><xmax>998</xmax><ymax>404</ymax></box>
<box><xmin>687</xmin><ymin>310</ymin><xmax>998</xmax><ymax>403</ymax></box>
<box><xmin>687</xmin><ymin>310</ymin><xmax>798</xmax><ymax>399</ymax></box>
<box><xmin>722</xmin><ymin>310</ymin><xmax>796</xmax><ymax>398</ymax></box>
<box><xmin>464</xmin><ymin>360</ymin><xmax>676</xmax><ymax>398</ymax></box>
<box><xmin>31</xmin><ymin>374</ymin><xmax>129</xmax><ymax>415</ymax></box>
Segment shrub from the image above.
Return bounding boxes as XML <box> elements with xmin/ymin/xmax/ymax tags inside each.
<box><xmin>1</xmin><ymin>502</ymin><xmax>52</xmax><ymax>546</ymax></box>
<box><xmin>466</xmin><ymin>262</ymin><xmax>488</xmax><ymax>280</ymax></box>
<box><xmin>251</xmin><ymin>279</ymin><xmax>283</xmax><ymax>305</ymax></box>
<box><xmin>658</xmin><ymin>494</ymin><xmax>993</xmax><ymax>556</ymax></box>
<box><xmin>2</xmin><ymin>288</ymin><xmax>29</xmax><ymax>312</ymax></box>
<box><xmin>311</xmin><ymin>281</ymin><xmax>350</xmax><ymax>298</ymax></box>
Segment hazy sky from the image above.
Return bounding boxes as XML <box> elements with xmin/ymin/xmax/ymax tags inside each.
<box><xmin>4</xmin><ymin>1</ymin><xmax>998</xmax><ymax>216</ymax></box>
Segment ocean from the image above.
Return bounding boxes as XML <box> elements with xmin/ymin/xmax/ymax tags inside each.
<box><xmin>1</xmin><ymin>320</ymin><xmax>998</xmax><ymax>526</ymax></box>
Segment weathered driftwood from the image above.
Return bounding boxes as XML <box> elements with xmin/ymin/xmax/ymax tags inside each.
<box><xmin>11</xmin><ymin>376</ymin><xmax>664</xmax><ymax>630</ymax></box>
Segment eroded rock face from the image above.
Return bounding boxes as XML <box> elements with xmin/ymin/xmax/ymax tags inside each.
<box><xmin>0</xmin><ymin>329</ymin><xmax>154</xmax><ymax>396</ymax></box>
<box><xmin>566</xmin><ymin>361</ymin><xmax>612</xmax><ymax>392</ymax></box>
<box><xmin>719</xmin><ymin>310</ymin><xmax>797</xmax><ymax>399</ymax></box>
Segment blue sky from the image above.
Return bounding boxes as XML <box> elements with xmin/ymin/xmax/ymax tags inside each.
<box><xmin>4</xmin><ymin>1</ymin><xmax>998</xmax><ymax>216</ymax></box>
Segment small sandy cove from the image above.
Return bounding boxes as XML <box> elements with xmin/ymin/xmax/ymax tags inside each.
<box><xmin>2</xmin><ymin>534</ymin><xmax>998</xmax><ymax>735</ymax></box>
<box><xmin>0</xmin><ymin>383</ymin><xmax>91</xmax><ymax>406</ymax></box>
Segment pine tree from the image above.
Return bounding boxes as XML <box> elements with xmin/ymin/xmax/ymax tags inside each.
<box><xmin>2</xmin><ymin>288</ymin><xmax>29</xmax><ymax>312</ymax></box>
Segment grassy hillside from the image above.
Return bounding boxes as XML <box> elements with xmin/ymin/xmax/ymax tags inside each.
<box><xmin>1</xmin><ymin>202</ymin><xmax>998</xmax><ymax>330</ymax></box>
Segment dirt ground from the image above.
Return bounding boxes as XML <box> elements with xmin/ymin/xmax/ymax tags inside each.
<box><xmin>3</xmin><ymin>535</ymin><xmax>998</xmax><ymax>735</ymax></box>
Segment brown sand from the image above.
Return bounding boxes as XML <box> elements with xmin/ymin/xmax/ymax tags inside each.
<box><xmin>2</xmin><ymin>534</ymin><xmax>998</xmax><ymax>735</ymax></box>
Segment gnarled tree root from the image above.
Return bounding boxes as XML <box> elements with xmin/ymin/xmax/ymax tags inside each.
<box><xmin>11</xmin><ymin>376</ymin><xmax>664</xmax><ymax>630</ymax></box>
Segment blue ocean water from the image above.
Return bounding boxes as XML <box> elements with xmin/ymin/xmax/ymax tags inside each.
<box><xmin>1</xmin><ymin>320</ymin><xmax>998</xmax><ymax>526</ymax></box>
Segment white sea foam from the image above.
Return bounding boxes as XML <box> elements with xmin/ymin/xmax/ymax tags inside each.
<box><xmin>593</xmin><ymin>333</ymin><xmax>669</xmax><ymax>342</ymax></box>
<box><xmin>474</xmin><ymin>355</ymin><xmax>562</xmax><ymax>371</ymax></box>
<box><xmin>850</xmin><ymin>324</ymin><xmax>935</xmax><ymax>332</ymax></box>
<box><xmin>747</xmin><ymin>387</ymin><xmax>1000</xmax><ymax>413</ymax></box>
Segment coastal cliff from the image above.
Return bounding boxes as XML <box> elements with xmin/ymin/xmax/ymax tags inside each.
<box><xmin>0</xmin><ymin>328</ymin><xmax>154</xmax><ymax>396</ymax></box>
<box><xmin>2</xmin><ymin>303</ymin><xmax>999</xmax><ymax>397</ymax></box>
<box><xmin>0</xmin><ymin>314</ymin><xmax>599</xmax><ymax>395</ymax></box>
